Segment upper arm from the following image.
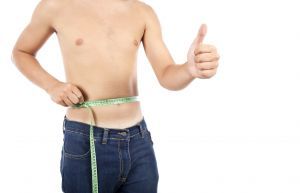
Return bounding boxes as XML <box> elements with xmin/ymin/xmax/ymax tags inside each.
<box><xmin>141</xmin><ymin>3</ymin><xmax>175</xmax><ymax>84</ymax></box>
<box><xmin>12</xmin><ymin>0</ymin><xmax>57</xmax><ymax>56</ymax></box>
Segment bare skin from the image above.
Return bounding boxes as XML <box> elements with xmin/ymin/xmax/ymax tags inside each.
<box><xmin>12</xmin><ymin>0</ymin><xmax>220</xmax><ymax>129</ymax></box>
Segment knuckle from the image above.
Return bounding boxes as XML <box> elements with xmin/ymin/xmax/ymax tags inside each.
<box><xmin>214</xmin><ymin>54</ymin><xmax>218</xmax><ymax>60</ymax></box>
<box><xmin>215</xmin><ymin>61</ymin><xmax>219</xmax><ymax>67</ymax></box>
<box><xmin>194</xmin><ymin>47</ymin><xmax>201</xmax><ymax>55</ymax></box>
<box><xmin>66</xmin><ymin>83</ymin><xmax>72</xmax><ymax>88</ymax></box>
<box><xmin>63</xmin><ymin>87</ymin><xmax>69</xmax><ymax>92</ymax></box>
<box><xmin>201</xmin><ymin>71</ymin><xmax>212</xmax><ymax>78</ymax></box>
<box><xmin>65</xmin><ymin>83</ymin><xmax>73</xmax><ymax>91</ymax></box>
<box><xmin>58</xmin><ymin>94</ymin><xmax>64</xmax><ymax>99</ymax></box>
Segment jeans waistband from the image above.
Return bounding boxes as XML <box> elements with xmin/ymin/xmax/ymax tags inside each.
<box><xmin>63</xmin><ymin>115</ymin><xmax>148</xmax><ymax>139</ymax></box>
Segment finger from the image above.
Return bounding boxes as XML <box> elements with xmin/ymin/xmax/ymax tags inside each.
<box><xmin>57</xmin><ymin>97</ymin><xmax>68</xmax><ymax>107</ymax></box>
<box><xmin>60</xmin><ymin>101</ymin><xmax>68</xmax><ymax>107</ymax></box>
<box><xmin>195</xmin><ymin>44</ymin><xmax>216</xmax><ymax>55</ymax></box>
<box><xmin>62</xmin><ymin>95</ymin><xmax>74</xmax><ymax>106</ymax></box>
<box><xmin>68</xmin><ymin>92</ymin><xmax>81</xmax><ymax>104</ymax></box>
<box><xmin>196</xmin><ymin>61</ymin><xmax>218</xmax><ymax>70</ymax></box>
<box><xmin>195</xmin><ymin>23</ymin><xmax>207</xmax><ymax>45</ymax></box>
<box><xmin>71</xmin><ymin>87</ymin><xmax>84</xmax><ymax>103</ymax></box>
<box><xmin>194</xmin><ymin>53</ymin><xmax>220</xmax><ymax>63</ymax></box>
<box><xmin>199</xmin><ymin>69</ymin><xmax>217</xmax><ymax>78</ymax></box>
<box><xmin>55</xmin><ymin>97</ymin><xmax>68</xmax><ymax>107</ymax></box>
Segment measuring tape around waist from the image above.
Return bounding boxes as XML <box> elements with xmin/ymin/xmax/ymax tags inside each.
<box><xmin>71</xmin><ymin>95</ymin><xmax>139</xmax><ymax>193</ymax></box>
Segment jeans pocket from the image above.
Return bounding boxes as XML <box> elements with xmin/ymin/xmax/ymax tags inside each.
<box><xmin>63</xmin><ymin>130</ymin><xmax>90</xmax><ymax>159</ymax></box>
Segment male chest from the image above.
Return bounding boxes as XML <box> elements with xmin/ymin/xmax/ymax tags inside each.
<box><xmin>54</xmin><ymin>1</ymin><xmax>145</xmax><ymax>51</ymax></box>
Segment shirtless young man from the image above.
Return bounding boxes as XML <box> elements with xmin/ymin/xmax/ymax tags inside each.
<box><xmin>12</xmin><ymin>0</ymin><xmax>220</xmax><ymax>192</ymax></box>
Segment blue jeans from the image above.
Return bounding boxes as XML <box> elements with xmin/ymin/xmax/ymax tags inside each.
<box><xmin>60</xmin><ymin>115</ymin><xmax>159</xmax><ymax>193</ymax></box>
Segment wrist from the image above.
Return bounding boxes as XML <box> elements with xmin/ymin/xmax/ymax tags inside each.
<box><xmin>45</xmin><ymin>79</ymin><xmax>62</xmax><ymax>94</ymax></box>
<box><xmin>182</xmin><ymin>61</ymin><xmax>195</xmax><ymax>80</ymax></box>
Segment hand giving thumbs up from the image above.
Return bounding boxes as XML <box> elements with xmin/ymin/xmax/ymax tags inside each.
<box><xmin>186</xmin><ymin>24</ymin><xmax>220</xmax><ymax>79</ymax></box>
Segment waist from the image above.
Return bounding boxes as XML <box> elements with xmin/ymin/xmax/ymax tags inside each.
<box><xmin>65</xmin><ymin>96</ymin><xmax>143</xmax><ymax>129</ymax></box>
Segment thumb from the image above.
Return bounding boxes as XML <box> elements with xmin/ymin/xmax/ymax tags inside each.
<box><xmin>195</xmin><ymin>23</ymin><xmax>207</xmax><ymax>45</ymax></box>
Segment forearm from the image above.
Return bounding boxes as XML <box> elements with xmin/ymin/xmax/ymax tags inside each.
<box><xmin>12</xmin><ymin>50</ymin><xmax>61</xmax><ymax>94</ymax></box>
<box><xmin>160</xmin><ymin>61</ymin><xmax>195</xmax><ymax>91</ymax></box>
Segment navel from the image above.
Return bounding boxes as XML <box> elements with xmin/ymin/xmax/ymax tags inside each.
<box><xmin>75</xmin><ymin>38</ymin><xmax>84</xmax><ymax>46</ymax></box>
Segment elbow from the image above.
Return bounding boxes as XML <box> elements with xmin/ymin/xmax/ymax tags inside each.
<box><xmin>161</xmin><ymin>85</ymin><xmax>178</xmax><ymax>91</ymax></box>
<box><xmin>11</xmin><ymin>50</ymin><xmax>22</xmax><ymax>72</ymax></box>
<box><xmin>11</xmin><ymin>47</ymin><xmax>35</xmax><ymax>67</ymax></box>
<box><xmin>11</xmin><ymin>47</ymin><xmax>23</xmax><ymax>65</ymax></box>
<box><xmin>159</xmin><ymin>80</ymin><xmax>183</xmax><ymax>91</ymax></box>
<box><xmin>11</xmin><ymin>48</ymin><xmax>23</xmax><ymax>70</ymax></box>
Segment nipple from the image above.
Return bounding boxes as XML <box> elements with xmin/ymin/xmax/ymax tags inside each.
<box><xmin>133</xmin><ymin>39</ymin><xmax>139</xmax><ymax>46</ymax></box>
<box><xmin>75</xmin><ymin>38</ymin><xmax>84</xmax><ymax>46</ymax></box>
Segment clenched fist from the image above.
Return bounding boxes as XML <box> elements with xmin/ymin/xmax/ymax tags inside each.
<box><xmin>187</xmin><ymin>24</ymin><xmax>220</xmax><ymax>79</ymax></box>
<box><xmin>46</xmin><ymin>81</ymin><xmax>85</xmax><ymax>107</ymax></box>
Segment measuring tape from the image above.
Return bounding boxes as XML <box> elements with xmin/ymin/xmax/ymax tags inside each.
<box><xmin>71</xmin><ymin>95</ymin><xmax>139</xmax><ymax>193</ymax></box>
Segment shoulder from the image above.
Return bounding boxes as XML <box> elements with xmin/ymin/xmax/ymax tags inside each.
<box><xmin>33</xmin><ymin>0</ymin><xmax>60</xmax><ymax>12</ymax></box>
<box><xmin>133</xmin><ymin>1</ymin><xmax>160</xmax><ymax>27</ymax></box>
<box><xmin>31</xmin><ymin>0</ymin><xmax>67</xmax><ymax>21</ymax></box>
<box><xmin>134</xmin><ymin>1</ymin><xmax>157</xmax><ymax>16</ymax></box>
<box><xmin>29</xmin><ymin>0</ymin><xmax>68</xmax><ymax>32</ymax></box>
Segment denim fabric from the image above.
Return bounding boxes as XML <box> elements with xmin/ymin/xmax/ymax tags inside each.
<box><xmin>60</xmin><ymin>115</ymin><xmax>159</xmax><ymax>193</ymax></box>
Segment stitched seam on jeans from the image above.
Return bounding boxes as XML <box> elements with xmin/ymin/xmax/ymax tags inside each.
<box><xmin>118</xmin><ymin>141</ymin><xmax>122</xmax><ymax>181</ymax></box>
<box><xmin>129</xmin><ymin>132</ymin><xmax>140</xmax><ymax>138</ymax></box>
<box><xmin>127</xmin><ymin>139</ymin><xmax>131</xmax><ymax>175</ymax></box>
<box><xmin>64</xmin><ymin>129</ymin><xmax>90</xmax><ymax>138</ymax></box>
<box><xmin>64</xmin><ymin>150</ymin><xmax>91</xmax><ymax>159</ymax></box>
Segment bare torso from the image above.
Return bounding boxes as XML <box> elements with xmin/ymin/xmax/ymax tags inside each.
<box><xmin>54</xmin><ymin>0</ymin><xmax>146</xmax><ymax>129</ymax></box>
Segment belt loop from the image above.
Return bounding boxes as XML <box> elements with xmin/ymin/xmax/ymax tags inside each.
<box><xmin>102</xmin><ymin>128</ymin><xmax>109</xmax><ymax>144</ymax></box>
<box><xmin>139</xmin><ymin>123</ymin><xmax>145</xmax><ymax>138</ymax></box>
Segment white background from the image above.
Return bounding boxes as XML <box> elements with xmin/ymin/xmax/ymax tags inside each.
<box><xmin>1</xmin><ymin>0</ymin><xmax>300</xmax><ymax>192</ymax></box>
